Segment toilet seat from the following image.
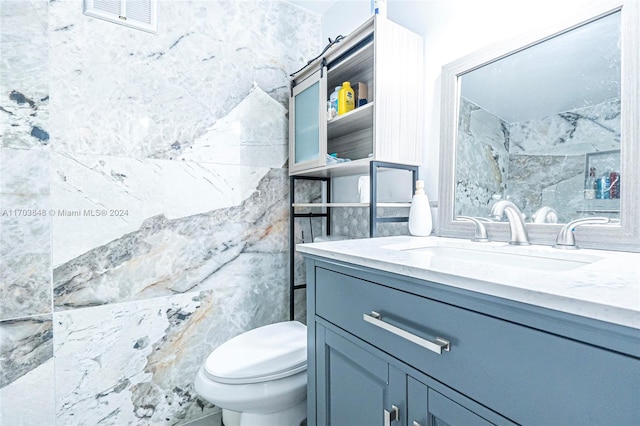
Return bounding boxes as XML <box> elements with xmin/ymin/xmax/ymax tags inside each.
<box><xmin>204</xmin><ymin>321</ymin><xmax>307</xmax><ymax>385</ymax></box>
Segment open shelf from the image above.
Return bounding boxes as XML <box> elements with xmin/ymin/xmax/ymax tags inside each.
<box><xmin>327</xmin><ymin>102</ymin><xmax>374</xmax><ymax>139</ymax></box>
<box><xmin>293</xmin><ymin>202</ymin><xmax>411</xmax><ymax>208</ymax></box>
<box><xmin>291</xmin><ymin>158</ymin><xmax>421</xmax><ymax>178</ymax></box>
<box><xmin>327</xmin><ymin>37</ymin><xmax>374</xmax><ymax>84</ymax></box>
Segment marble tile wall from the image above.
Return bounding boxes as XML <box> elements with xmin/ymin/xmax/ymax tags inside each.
<box><xmin>455</xmin><ymin>97</ymin><xmax>509</xmax><ymax>218</ymax></box>
<box><xmin>507</xmin><ymin>99</ymin><xmax>620</xmax><ymax>221</ymax></box>
<box><xmin>456</xmin><ymin>97</ymin><xmax>620</xmax><ymax>221</ymax></box>
<box><xmin>0</xmin><ymin>0</ymin><xmax>320</xmax><ymax>424</ymax></box>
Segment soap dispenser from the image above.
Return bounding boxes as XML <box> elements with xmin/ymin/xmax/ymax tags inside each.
<box><xmin>408</xmin><ymin>180</ymin><xmax>432</xmax><ymax>236</ymax></box>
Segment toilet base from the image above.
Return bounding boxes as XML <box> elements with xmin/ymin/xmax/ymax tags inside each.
<box><xmin>222</xmin><ymin>398</ymin><xmax>306</xmax><ymax>426</ymax></box>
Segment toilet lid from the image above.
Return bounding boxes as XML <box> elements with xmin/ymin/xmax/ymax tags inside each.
<box><xmin>204</xmin><ymin>321</ymin><xmax>307</xmax><ymax>384</ymax></box>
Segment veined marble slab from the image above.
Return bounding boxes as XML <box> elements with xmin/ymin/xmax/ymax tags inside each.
<box><xmin>0</xmin><ymin>359</ymin><xmax>55</xmax><ymax>426</ymax></box>
<box><xmin>54</xmin><ymin>287</ymin><xmax>287</xmax><ymax>425</ymax></box>
<box><xmin>506</xmin><ymin>154</ymin><xmax>585</xmax><ymax>213</ymax></box>
<box><xmin>54</xmin><ymin>292</ymin><xmax>216</xmax><ymax>425</ymax></box>
<box><xmin>0</xmin><ymin>149</ymin><xmax>51</xmax><ymax>320</ymax></box>
<box><xmin>509</xmin><ymin>99</ymin><xmax>620</xmax><ymax>155</ymax></box>
<box><xmin>0</xmin><ymin>148</ymin><xmax>50</xmax><ymax>194</ymax></box>
<box><xmin>53</xmin><ymin>168</ymin><xmax>288</xmax><ymax>309</ymax></box>
<box><xmin>0</xmin><ymin>315</ymin><xmax>53</xmax><ymax>388</ymax></box>
<box><xmin>456</xmin><ymin>98</ymin><xmax>508</xmax><ymax>217</ymax></box>
<box><xmin>51</xmin><ymin>152</ymin><xmax>272</xmax><ymax>266</ymax></box>
<box><xmin>176</xmin><ymin>83</ymin><xmax>288</xmax><ymax>167</ymax></box>
<box><xmin>0</xmin><ymin>0</ymin><xmax>50</xmax><ymax>149</ymax></box>
<box><xmin>0</xmin><ymin>246</ymin><xmax>51</xmax><ymax>320</ymax></box>
<box><xmin>49</xmin><ymin>0</ymin><xmax>320</xmax><ymax>159</ymax></box>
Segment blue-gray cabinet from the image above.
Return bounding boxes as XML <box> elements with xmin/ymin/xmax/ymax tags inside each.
<box><xmin>315</xmin><ymin>325</ymin><xmax>404</xmax><ymax>425</ymax></box>
<box><xmin>408</xmin><ymin>378</ymin><xmax>496</xmax><ymax>426</ymax></box>
<box><xmin>305</xmin><ymin>257</ymin><xmax>640</xmax><ymax>425</ymax></box>
<box><xmin>315</xmin><ymin>323</ymin><xmax>501</xmax><ymax>426</ymax></box>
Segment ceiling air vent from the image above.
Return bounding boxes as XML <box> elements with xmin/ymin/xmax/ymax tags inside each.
<box><xmin>83</xmin><ymin>0</ymin><xmax>158</xmax><ymax>33</ymax></box>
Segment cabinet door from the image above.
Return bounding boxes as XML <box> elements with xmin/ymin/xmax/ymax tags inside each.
<box><xmin>315</xmin><ymin>325</ymin><xmax>404</xmax><ymax>426</ymax></box>
<box><xmin>407</xmin><ymin>377</ymin><xmax>496</xmax><ymax>426</ymax></box>
<box><xmin>290</xmin><ymin>70</ymin><xmax>326</xmax><ymax>173</ymax></box>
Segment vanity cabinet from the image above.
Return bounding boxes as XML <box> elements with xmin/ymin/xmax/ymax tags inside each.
<box><xmin>289</xmin><ymin>15</ymin><xmax>423</xmax><ymax>176</ymax></box>
<box><xmin>408</xmin><ymin>378</ymin><xmax>497</xmax><ymax>426</ymax></box>
<box><xmin>305</xmin><ymin>258</ymin><xmax>640</xmax><ymax>425</ymax></box>
<box><xmin>316</xmin><ymin>323</ymin><xmax>504</xmax><ymax>426</ymax></box>
<box><xmin>315</xmin><ymin>324</ymin><xmax>404</xmax><ymax>425</ymax></box>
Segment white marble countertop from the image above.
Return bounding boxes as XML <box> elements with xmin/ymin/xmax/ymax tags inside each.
<box><xmin>297</xmin><ymin>236</ymin><xmax>640</xmax><ymax>329</ymax></box>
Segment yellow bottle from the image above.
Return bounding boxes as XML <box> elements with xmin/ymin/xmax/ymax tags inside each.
<box><xmin>338</xmin><ymin>82</ymin><xmax>355</xmax><ymax>115</ymax></box>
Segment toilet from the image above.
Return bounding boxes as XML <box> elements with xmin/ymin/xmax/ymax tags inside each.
<box><xmin>194</xmin><ymin>321</ymin><xmax>307</xmax><ymax>426</ymax></box>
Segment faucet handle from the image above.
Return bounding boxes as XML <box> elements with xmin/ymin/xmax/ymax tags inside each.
<box><xmin>532</xmin><ymin>207</ymin><xmax>558</xmax><ymax>224</ymax></box>
<box><xmin>553</xmin><ymin>217</ymin><xmax>610</xmax><ymax>249</ymax></box>
<box><xmin>456</xmin><ymin>216</ymin><xmax>489</xmax><ymax>242</ymax></box>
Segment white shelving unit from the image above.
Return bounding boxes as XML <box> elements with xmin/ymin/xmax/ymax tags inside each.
<box><xmin>287</xmin><ymin>15</ymin><xmax>424</xmax><ymax>320</ymax></box>
<box><xmin>288</xmin><ymin>161</ymin><xmax>418</xmax><ymax>320</ymax></box>
<box><xmin>289</xmin><ymin>15</ymin><xmax>424</xmax><ymax>176</ymax></box>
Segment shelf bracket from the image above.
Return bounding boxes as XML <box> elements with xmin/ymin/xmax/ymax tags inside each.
<box><xmin>289</xmin><ymin>175</ymin><xmax>331</xmax><ymax>321</ymax></box>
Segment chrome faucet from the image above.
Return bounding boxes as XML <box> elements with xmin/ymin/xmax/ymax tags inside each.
<box><xmin>456</xmin><ymin>216</ymin><xmax>490</xmax><ymax>242</ymax></box>
<box><xmin>553</xmin><ymin>217</ymin><xmax>610</xmax><ymax>249</ymax></box>
<box><xmin>489</xmin><ymin>200</ymin><xmax>530</xmax><ymax>245</ymax></box>
<box><xmin>532</xmin><ymin>206</ymin><xmax>558</xmax><ymax>224</ymax></box>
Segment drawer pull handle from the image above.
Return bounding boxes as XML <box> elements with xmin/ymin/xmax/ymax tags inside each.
<box><xmin>363</xmin><ymin>311</ymin><xmax>450</xmax><ymax>354</ymax></box>
<box><xmin>384</xmin><ymin>404</ymin><xmax>400</xmax><ymax>425</ymax></box>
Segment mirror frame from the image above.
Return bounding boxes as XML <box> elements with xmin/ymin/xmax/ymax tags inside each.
<box><xmin>438</xmin><ymin>0</ymin><xmax>639</xmax><ymax>252</ymax></box>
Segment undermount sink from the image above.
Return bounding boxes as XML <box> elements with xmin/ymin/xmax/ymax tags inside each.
<box><xmin>383</xmin><ymin>242</ymin><xmax>604</xmax><ymax>272</ymax></box>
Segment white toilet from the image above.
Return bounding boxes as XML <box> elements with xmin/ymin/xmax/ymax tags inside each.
<box><xmin>194</xmin><ymin>321</ymin><xmax>307</xmax><ymax>426</ymax></box>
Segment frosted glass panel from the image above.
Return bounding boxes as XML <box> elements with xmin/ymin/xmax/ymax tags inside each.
<box><xmin>294</xmin><ymin>81</ymin><xmax>320</xmax><ymax>164</ymax></box>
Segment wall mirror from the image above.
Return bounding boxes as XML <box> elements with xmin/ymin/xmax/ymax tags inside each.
<box><xmin>438</xmin><ymin>0</ymin><xmax>639</xmax><ymax>251</ymax></box>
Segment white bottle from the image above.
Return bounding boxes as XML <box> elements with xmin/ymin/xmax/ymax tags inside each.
<box><xmin>328</xmin><ymin>86</ymin><xmax>341</xmax><ymax>120</ymax></box>
<box><xmin>408</xmin><ymin>180</ymin><xmax>432</xmax><ymax>237</ymax></box>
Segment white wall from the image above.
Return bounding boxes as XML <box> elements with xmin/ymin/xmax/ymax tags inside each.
<box><xmin>322</xmin><ymin>0</ymin><xmax>372</xmax><ymax>41</ymax></box>
<box><xmin>321</xmin><ymin>0</ymin><xmax>590</xmax><ymax>229</ymax></box>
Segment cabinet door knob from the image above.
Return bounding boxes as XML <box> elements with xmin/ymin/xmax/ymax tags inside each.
<box><xmin>384</xmin><ymin>404</ymin><xmax>400</xmax><ymax>426</ymax></box>
<box><xmin>413</xmin><ymin>421</ymin><xmax>422</xmax><ymax>426</ymax></box>
<box><xmin>364</xmin><ymin>311</ymin><xmax>451</xmax><ymax>354</ymax></box>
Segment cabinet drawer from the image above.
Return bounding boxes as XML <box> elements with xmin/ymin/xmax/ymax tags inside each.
<box><xmin>315</xmin><ymin>267</ymin><xmax>640</xmax><ymax>425</ymax></box>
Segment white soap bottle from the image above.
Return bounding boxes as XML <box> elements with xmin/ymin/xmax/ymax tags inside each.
<box><xmin>408</xmin><ymin>180</ymin><xmax>432</xmax><ymax>237</ymax></box>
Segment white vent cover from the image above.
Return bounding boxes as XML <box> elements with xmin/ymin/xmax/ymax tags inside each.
<box><xmin>84</xmin><ymin>0</ymin><xmax>158</xmax><ymax>33</ymax></box>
